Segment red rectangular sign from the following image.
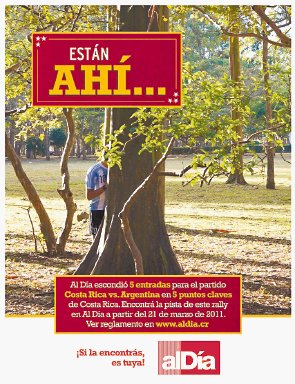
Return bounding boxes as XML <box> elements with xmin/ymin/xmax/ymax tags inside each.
<box><xmin>55</xmin><ymin>276</ymin><xmax>241</xmax><ymax>333</ymax></box>
<box><xmin>32</xmin><ymin>32</ymin><xmax>181</xmax><ymax>107</ymax></box>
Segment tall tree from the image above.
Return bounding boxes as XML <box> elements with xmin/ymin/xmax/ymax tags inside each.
<box><xmin>75</xmin><ymin>5</ymin><xmax>183</xmax><ymax>275</ymax></box>
<box><xmin>226</xmin><ymin>6</ymin><xmax>247</xmax><ymax>185</ymax></box>
<box><xmin>262</xmin><ymin>30</ymin><xmax>275</xmax><ymax>189</ymax></box>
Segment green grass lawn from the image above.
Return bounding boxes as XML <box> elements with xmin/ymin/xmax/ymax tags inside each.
<box><xmin>5</xmin><ymin>154</ymin><xmax>291</xmax><ymax>242</ymax></box>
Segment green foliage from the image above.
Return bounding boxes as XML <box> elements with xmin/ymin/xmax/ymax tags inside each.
<box><xmin>125</xmin><ymin>67</ymin><xmax>254</xmax><ymax>185</ymax></box>
<box><xmin>49</xmin><ymin>127</ymin><xmax>67</xmax><ymax>147</ymax></box>
<box><xmin>5</xmin><ymin>5</ymin><xmax>107</xmax><ymax>143</ymax></box>
<box><xmin>5</xmin><ymin>5</ymin><xmax>291</xmax><ymax>185</ymax></box>
<box><xmin>73</xmin><ymin>108</ymin><xmax>104</xmax><ymax>153</ymax></box>
<box><xmin>26</xmin><ymin>136</ymin><xmax>45</xmax><ymax>157</ymax></box>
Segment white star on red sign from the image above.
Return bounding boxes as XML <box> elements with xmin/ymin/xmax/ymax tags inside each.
<box><xmin>36</xmin><ymin>36</ymin><xmax>41</xmax><ymax>41</ymax></box>
<box><xmin>41</xmin><ymin>36</ymin><xmax>47</xmax><ymax>41</ymax></box>
<box><xmin>36</xmin><ymin>42</ymin><xmax>41</xmax><ymax>47</ymax></box>
<box><xmin>173</xmin><ymin>92</ymin><xmax>179</xmax><ymax>97</ymax></box>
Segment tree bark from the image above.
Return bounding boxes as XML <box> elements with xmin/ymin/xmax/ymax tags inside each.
<box><xmin>75</xmin><ymin>5</ymin><xmax>183</xmax><ymax>276</ymax></box>
<box><xmin>119</xmin><ymin>138</ymin><xmax>175</xmax><ymax>275</ymax></box>
<box><xmin>56</xmin><ymin>109</ymin><xmax>77</xmax><ymax>254</ymax></box>
<box><xmin>5</xmin><ymin>132</ymin><xmax>57</xmax><ymax>255</ymax></box>
<box><xmin>226</xmin><ymin>6</ymin><xmax>247</xmax><ymax>185</ymax></box>
<box><xmin>262</xmin><ymin>30</ymin><xmax>275</xmax><ymax>189</ymax></box>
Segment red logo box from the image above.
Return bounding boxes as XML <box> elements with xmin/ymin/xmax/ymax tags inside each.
<box><xmin>32</xmin><ymin>32</ymin><xmax>181</xmax><ymax>107</ymax></box>
<box><xmin>158</xmin><ymin>341</ymin><xmax>220</xmax><ymax>375</ymax></box>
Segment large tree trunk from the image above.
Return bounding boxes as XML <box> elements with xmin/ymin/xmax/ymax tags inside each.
<box><xmin>5</xmin><ymin>132</ymin><xmax>57</xmax><ymax>255</ymax></box>
<box><xmin>75</xmin><ymin>5</ymin><xmax>183</xmax><ymax>276</ymax></box>
<box><xmin>56</xmin><ymin>109</ymin><xmax>77</xmax><ymax>254</ymax></box>
<box><xmin>262</xmin><ymin>31</ymin><xmax>275</xmax><ymax>189</ymax></box>
<box><xmin>226</xmin><ymin>6</ymin><xmax>247</xmax><ymax>185</ymax></box>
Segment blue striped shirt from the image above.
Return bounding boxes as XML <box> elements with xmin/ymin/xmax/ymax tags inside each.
<box><xmin>85</xmin><ymin>162</ymin><xmax>108</xmax><ymax>210</ymax></box>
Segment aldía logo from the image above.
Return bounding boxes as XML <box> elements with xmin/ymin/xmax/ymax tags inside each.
<box><xmin>158</xmin><ymin>341</ymin><xmax>220</xmax><ymax>375</ymax></box>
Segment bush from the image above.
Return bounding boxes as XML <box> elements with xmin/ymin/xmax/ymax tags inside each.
<box><xmin>247</xmin><ymin>144</ymin><xmax>291</xmax><ymax>154</ymax></box>
<box><xmin>26</xmin><ymin>136</ymin><xmax>45</xmax><ymax>158</ymax></box>
<box><xmin>171</xmin><ymin>147</ymin><xmax>195</xmax><ymax>155</ymax></box>
<box><xmin>49</xmin><ymin>127</ymin><xmax>67</xmax><ymax>147</ymax></box>
<box><xmin>171</xmin><ymin>144</ymin><xmax>291</xmax><ymax>156</ymax></box>
<box><xmin>280</xmin><ymin>144</ymin><xmax>291</xmax><ymax>153</ymax></box>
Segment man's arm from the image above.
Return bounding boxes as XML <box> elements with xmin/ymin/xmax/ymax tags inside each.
<box><xmin>86</xmin><ymin>185</ymin><xmax>107</xmax><ymax>200</ymax></box>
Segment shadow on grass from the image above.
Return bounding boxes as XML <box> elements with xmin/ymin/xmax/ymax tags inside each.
<box><xmin>167</xmin><ymin>224</ymin><xmax>291</xmax><ymax>245</ymax></box>
<box><xmin>6</xmin><ymin>251</ymin><xmax>83</xmax><ymax>269</ymax></box>
<box><xmin>179</xmin><ymin>250</ymin><xmax>291</xmax><ymax>270</ymax></box>
<box><xmin>5</xmin><ymin>284</ymin><xmax>54</xmax><ymax>315</ymax></box>
<box><xmin>5</xmin><ymin>227</ymin><xmax>291</xmax><ymax>315</ymax></box>
<box><xmin>242</xmin><ymin>302</ymin><xmax>291</xmax><ymax>315</ymax></box>
<box><xmin>180</xmin><ymin>250</ymin><xmax>291</xmax><ymax>294</ymax></box>
<box><xmin>170</xmin><ymin>233</ymin><xmax>291</xmax><ymax>315</ymax></box>
<box><xmin>6</xmin><ymin>232</ymin><xmax>91</xmax><ymax>244</ymax></box>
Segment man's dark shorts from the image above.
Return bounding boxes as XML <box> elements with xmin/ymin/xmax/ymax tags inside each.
<box><xmin>90</xmin><ymin>210</ymin><xmax>104</xmax><ymax>235</ymax></box>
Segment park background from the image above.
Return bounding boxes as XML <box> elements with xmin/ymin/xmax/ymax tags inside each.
<box><xmin>5</xmin><ymin>4</ymin><xmax>291</xmax><ymax>316</ymax></box>
<box><xmin>1</xmin><ymin>2</ymin><xmax>294</xmax><ymax>384</ymax></box>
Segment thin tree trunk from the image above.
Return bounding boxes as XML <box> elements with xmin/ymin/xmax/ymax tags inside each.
<box><xmin>80</xmin><ymin>119</ymin><xmax>87</xmax><ymax>160</ymax></box>
<box><xmin>76</xmin><ymin>134</ymin><xmax>81</xmax><ymax>158</ymax></box>
<box><xmin>263</xmin><ymin>31</ymin><xmax>275</xmax><ymax>189</ymax></box>
<box><xmin>56</xmin><ymin>109</ymin><xmax>77</xmax><ymax>254</ymax></box>
<box><xmin>5</xmin><ymin>132</ymin><xmax>57</xmax><ymax>255</ymax></box>
<box><xmin>102</xmin><ymin>108</ymin><xmax>111</xmax><ymax>158</ymax></box>
<box><xmin>45</xmin><ymin>128</ymin><xmax>50</xmax><ymax>161</ymax></box>
<box><xmin>82</xmin><ymin>139</ymin><xmax>86</xmax><ymax>160</ymax></box>
<box><xmin>156</xmin><ymin>6</ymin><xmax>170</xmax><ymax>216</ymax></box>
<box><xmin>226</xmin><ymin>6</ymin><xmax>247</xmax><ymax>185</ymax></box>
<box><xmin>9</xmin><ymin>127</ymin><xmax>15</xmax><ymax>147</ymax></box>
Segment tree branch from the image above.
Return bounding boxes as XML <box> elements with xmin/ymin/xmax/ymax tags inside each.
<box><xmin>71</xmin><ymin>5</ymin><xmax>83</xmax><ymax>31</ymax></box>
<box><xmin>5</xmin><ymin>103</ymin><xmax>31</xmax><ymax>117</ymax></box>
<box><xmin>192</xmin><ymin>5</ymin><xmax>291</xmax><ymax>48</ymax></box>
<box><xmin>252</xmin><ymin>5</ymin><xmax>291</xmax><ymax>47</ymax></box>
<box><xmin>239</xmin><ymin>130</ymin><xmax>266</xmax><ymax>144</ymax></box>
<box><xmin>147</xmin><ymin>5</ymin><xmax>157</xmax><ymax>32</ymax></box>
<box><xmin>158</xmin><ymin>164</ymin><xmax>193</xmax><ymax>177</ymax></box>
<box><xmin>239</xmin><ymin>125</ymin><xmax>285</xmax><ymax>144</ymax></box>
<box><xmin>280</xmin><ymin>152</ymin><xmax>291</xmax><ymax>164</ymax></box>
<box><xmin>119</xmin><ymin>137</ymin><xmax>175</xmax><ymax>274</ymax></box>
<box><xmin>5</xmin><ymin>58</ymin><xmax>30</xmax><ymax>75</ymax></box>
